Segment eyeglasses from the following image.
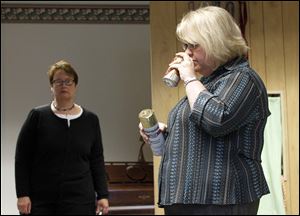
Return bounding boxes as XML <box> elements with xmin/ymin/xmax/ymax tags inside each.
<box><xmin>182</xmin><ymin>43</ymin><xmax>198</xmax><ymax>51</ymax></box>
<box><xmin>52</xmin><ymin>79</ymin><xmax>74</xmax><ymax>86</ymax></box>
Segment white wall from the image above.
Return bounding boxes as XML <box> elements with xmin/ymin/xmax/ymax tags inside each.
<box><xmin>1</xmin><ymin>15</ymin><xmax>151</xmax><ymax>215</ymax></box>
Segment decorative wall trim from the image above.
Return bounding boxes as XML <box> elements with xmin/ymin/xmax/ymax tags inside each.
<box><xmin>1</xmin><ymin>4</ymin><xmax>149</xmax><ymax>24</ymax></box>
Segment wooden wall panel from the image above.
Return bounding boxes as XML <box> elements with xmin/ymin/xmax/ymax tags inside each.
<box><xmin>175</xmin><ymin>1</ymin><xmax>190</xmax><ymax>98</ymax></box>
<box><xmin>150</xmin><ymin>2</ymin><xmax>178</xmax><ymax>215</ymax></box>
<box><xmin>263</xmin><ymin>2</ymin><xmax>286</xmax><ymax>91</ymax></box>
<box><xmin>150</xmin><ymin>2</ymin><xmax>178</xmax><ymax>123</ymax></box>
<box><xmin>244</xmin><ymin>2</ymin><xmax>251</xmax><ymax>61</ymax></box>
<box><xmin>282</xmin><ymin>1</ymin><xmax>299</xmax><ymax>214</ymax></box>
<box><xmin>248</xmin><ymin>2</ymin><xmax>266</xmax><ymax>83</ymax></box>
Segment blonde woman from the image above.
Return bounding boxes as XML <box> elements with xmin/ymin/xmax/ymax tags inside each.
<box><xmin>15</xmin><ymin>60</ymin><xmax>109</xmax><ymax>215</ymax></box>
<box><xmin>140</xmin><ymin>6</ymin><xmax>270</xmax><ymax>215</ymax></box>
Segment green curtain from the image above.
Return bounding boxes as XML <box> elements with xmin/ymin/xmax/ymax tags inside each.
<box><xmin>258</xmin><ymin>96</ymin><xmax>286</xmax><ymax>215</ymax></box>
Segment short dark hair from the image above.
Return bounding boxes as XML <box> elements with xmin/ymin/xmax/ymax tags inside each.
<box><xmin>47</xmin><ymin>60</ymin><xmax>78</xmax><ymax>85</ymax></box>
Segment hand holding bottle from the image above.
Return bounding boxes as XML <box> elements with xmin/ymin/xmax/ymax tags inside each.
<box><xmin>138</xmin><ymin>109</ymin><xmax>167</xmax><ymax>156</ymax></box>
<box><xmin>139</xmin><ymin>122</ymin><xmax>167</xmax><ymax>143</ymax></box>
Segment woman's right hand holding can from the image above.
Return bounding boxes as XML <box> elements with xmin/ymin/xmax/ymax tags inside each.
<box><xmin>139</xmin><ymin>122</ymin><xmax>167</xmax><ymax>144</ymax></box>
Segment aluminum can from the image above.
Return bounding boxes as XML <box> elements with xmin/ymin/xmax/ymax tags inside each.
<box><xmin>162</xmin><ymin>69</ymin><xmax>180</xmax><ymax>87</ymax></box>
<box><xmin>139</xmin><ymin>109</ymin><xmax>164</xmax><ymax>156</ymax></box>
<box><xmin>162</xmin><ymin>57</ymin><xmax>182</xmax><ymax>87</ymax></box>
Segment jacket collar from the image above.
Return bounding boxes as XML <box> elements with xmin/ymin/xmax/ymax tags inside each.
<box><xmin>200</xmin><ymin>56</ymin><xmax>248</xmax><ymax>84</ymax></box>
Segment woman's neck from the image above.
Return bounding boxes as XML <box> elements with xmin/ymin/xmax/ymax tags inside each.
<box><xmin>53</xmin><ymin>99</ymin><xmax>75</xmax><ymax>111</ymax></box>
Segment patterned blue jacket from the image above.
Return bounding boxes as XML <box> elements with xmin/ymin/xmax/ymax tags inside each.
<box><xmin>158</xmin><ymin>56</ymin><xmax>271</xmax><ymax>206</ymax></box>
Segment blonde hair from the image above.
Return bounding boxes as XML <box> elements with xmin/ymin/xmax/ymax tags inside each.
<box><xmin>176</xmin><ymin>6</ymin><xmax>249</xmax><ymax>67</ymax></box>
<box><xmin>47</xmin><ymin>60</ymin><xmax>78</xmax><ymax>85</ymax></box>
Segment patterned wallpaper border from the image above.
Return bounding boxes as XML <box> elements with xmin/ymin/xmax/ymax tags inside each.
<box><xmin>1</xmin><ymin>4</ymin><xmax>149</xmax><ymax>24</ymax></box>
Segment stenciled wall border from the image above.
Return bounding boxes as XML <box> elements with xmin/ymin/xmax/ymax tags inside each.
<box><xmin>1</xmin><ymin>4</ymin><xmax>149</xmax><ymax>24</ymax></box>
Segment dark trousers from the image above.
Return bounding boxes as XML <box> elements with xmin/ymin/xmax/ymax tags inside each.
<box><xmin>164</xmin><ymin>199</ymin><xmax>260</xmax><ymax>215</ymax></box>
<box><xmin>25</xmin><ymin>201</ymin><xmax>96</xmax><ymax>215</ymax></box>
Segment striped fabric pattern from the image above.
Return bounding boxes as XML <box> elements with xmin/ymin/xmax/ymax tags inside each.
<box><xmin>158</xmin><ymin>57</ymin><xmax>271</xmax><ymax>206</ymax></box>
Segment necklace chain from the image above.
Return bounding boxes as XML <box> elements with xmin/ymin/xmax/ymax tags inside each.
<box><xmin>54</xmin><ymin>103</ymin><xmax>75</xmax><ymax>112</ymax></box>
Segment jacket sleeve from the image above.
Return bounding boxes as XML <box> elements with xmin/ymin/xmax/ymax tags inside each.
<box><xmin>90</xmin><ymin>115</ymin><xmax>109</xmax><ymax>200</ymax></box>
<box><xmin>15</xmin><ymin>109</ymin><xmax>38</xmax><ymax>198</ymax></box>
<box><xmin>189</xmin><ymin>70</ymin><xmax>266</xmax><ymax>137</ymax></box>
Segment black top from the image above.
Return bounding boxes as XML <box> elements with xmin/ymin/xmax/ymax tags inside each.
<box><xmin>15</xmin><ymin>104</ymin><xmax>108</xmax><ymax>204</ymax></box>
